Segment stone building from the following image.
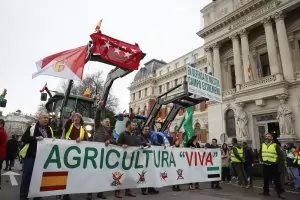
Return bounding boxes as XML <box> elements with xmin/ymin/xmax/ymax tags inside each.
<box><xmin>129</xmin><ymin>0</ymin><xmax>300</xmax><ymax>149</ymax></box>
<box><xmin>1</xmin><ymin>110</ymin><xmax>36</xmax><ymax>138</ymax></box>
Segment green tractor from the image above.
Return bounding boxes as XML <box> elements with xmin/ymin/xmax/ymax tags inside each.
<box><xmin>41</xmin><ymin>90</ymin><xmax>95</xmax><ymax>138</ymax></box>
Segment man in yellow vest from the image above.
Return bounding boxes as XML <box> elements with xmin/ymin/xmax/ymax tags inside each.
<box><xmin>231</xmin><ymin>138</ymin><xmax>249</xmax><ymax>188</ymax></box>
<box><xmin>19</xmin><ymin>112</ymin><xmax>54</xmax><ymax>200</ymax></box>
<box><xmin>259</xmin><ymin>133</ymin><xmax>285</xmax><ymax>198</ymax></box>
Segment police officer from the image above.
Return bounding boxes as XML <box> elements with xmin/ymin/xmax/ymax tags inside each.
<box><xmin>259</xmin><ymin>133</ymin><xmax>285</xmax><ymax>198</ymax></box>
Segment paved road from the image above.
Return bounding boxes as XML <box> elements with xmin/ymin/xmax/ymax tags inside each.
<box><xmin>1</xmin><ymin>161</ymin><xmax>299</xmax><ymax>200</ymax></box>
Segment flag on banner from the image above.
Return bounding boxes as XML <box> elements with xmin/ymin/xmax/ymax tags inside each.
<box><xmin>207</xmin><ymin>63</ymin><xmax>213</xmax><ymax>75</ymax></box>
<box><xmin>95</xmin><ymin>19</ymin><xmax>103</xmax><ymax>32</ymax></box>
<box><xmin>40</xmin><ymin>171</ymin><xmax>68</xmax><ymax>192</ymax></box>
<box><xmin>90</xmin><ymin>32</ymin><xmax>143</xmax><ymax>70</ymax></box>
<box><xmin>40</xmin><ymin>83</ymin><xmax>47</xmax><ymax>93</ymax></box>
<box><xmin>33</xmin><ymin>46</ymin><xmax>88</xmax><ymax>81</ymax></box>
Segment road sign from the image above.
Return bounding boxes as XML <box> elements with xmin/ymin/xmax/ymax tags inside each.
<box><xmin>2</xmin><ymin>171</ymin><xmax>20</xmax><ymax>186</ymax></box>
<box><xmin>186</xmin><ymin>65</ymin><xmax>222</xmax><ymax>103</ymax></box>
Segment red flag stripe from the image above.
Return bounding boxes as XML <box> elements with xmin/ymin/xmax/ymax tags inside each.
<box><xmin>43</xmin><ymin>171</ymin><xmax>68</xmax><ymax>177</ymax></box>
<box><xmin>40</xmin><ymin>185</ymin><xmax>67</xmax><ymax>192</ymax></box>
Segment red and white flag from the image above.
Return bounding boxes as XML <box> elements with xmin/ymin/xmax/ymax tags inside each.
<box><xmin>33</xmin><ymin>45</ymin><xmax>88</xmax><ymax>80</ymax></box>
<box><xmin>90</xmin><ymin>32</ymin><xmax>143</xmax><ymax>70</ymax></box>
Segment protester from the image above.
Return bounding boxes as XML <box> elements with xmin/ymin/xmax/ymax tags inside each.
<box><xmin>58</xmin><ymin>112</ymin><xmax>88</xmax><ymax>200</ymax></box>
<box><xmin>286</xmin><ymin>143</ymin><xmax>300</xmax><ymax>190</ymax></box>
<box><xmin>86</xmin><ymin>101</ymin><xmax>114</xmax><ymax>200</ymax></box>
<box><xmin>116</xmin><ymin>120</ymin><xmax>137</xmax><ymax>198</ymax></box>
<box><xmin>19</xmin><ymin>112</ymin><xmax>54</xmax><ymax>200</ymax></box>
<box><xmin>221</xmin><ymin>143</ymin><xmax>231</xmax><ymax>183</ymax></box>
<box><xmin>259</xmin><ymin>133</ymin><xmax>285</xmax><ymax>198</ymax></box>
<box><xmin>210</xmin><ymin>138</ymin><xmax>222</xmax><ymax>189</ymax></box>
<box><xmin>0</xmin><ymin>118</ymin><xmax>8</xmax><ymax>190</ymax></box>
<box><xmin>172</xmin><ymin>133</ymin><xmax>182</xmax><ymax>192</ymax></box>
<box><xmin>140</xmin><ymin>125</ymin><xmax>159</xmax><ymax>195</ymax></box>
<box><xmin>187</xmin><ymin>135</ymin><xmax>201</xmax><ymax>190</ymax></box>
<box><xmin>243</xmin><ymin>141</ymin><xmax>253</xmax><ymax>187</ymax></box>
<box><xmin>5</xmin><ymin>134</ymin><xmax>19</xmax><ymax>171</ymax></box>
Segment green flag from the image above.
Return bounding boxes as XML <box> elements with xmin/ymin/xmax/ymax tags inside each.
<box><xmin>177</xmin><ymin>106</ymin><xmax>194</xmax><ymax>147</ymax></box>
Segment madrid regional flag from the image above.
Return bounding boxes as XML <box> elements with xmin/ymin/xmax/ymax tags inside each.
<box><xmin>32</xmin><ymin>46</ymin><xmax>88</xmax><ymax>81</ymax></box>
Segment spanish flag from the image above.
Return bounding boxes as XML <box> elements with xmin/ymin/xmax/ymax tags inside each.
<box><xmin>40</xmin><ymin>171</ymin><xmax>68</xmax><ymax>192</ymax></box>
<box><xmin>95</xmin><ymin>19</ymin><xmax>103</xmax><ymax>32</ymax></box>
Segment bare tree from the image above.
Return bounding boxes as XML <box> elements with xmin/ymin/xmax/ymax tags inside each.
<box><xmin>60</xmin><ymin>71</ymin><xmax>119</xmax><ymax>111</ymax></box>
<box><xmin>36</xmin><ymin>103</ymin><xmax>47</xmax><ymax>117</ymax></box>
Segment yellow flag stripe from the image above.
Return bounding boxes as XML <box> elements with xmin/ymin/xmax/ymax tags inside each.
<box><xmin>41</xmin><ymin>176</ymin><xmax>67</xmax><ymax>187</ymax></box>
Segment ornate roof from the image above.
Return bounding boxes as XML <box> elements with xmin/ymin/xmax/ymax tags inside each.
<box><xmin>133</xmin><ymin>59</ymin><xmax>167</xmax><ymax>81</ymax></box>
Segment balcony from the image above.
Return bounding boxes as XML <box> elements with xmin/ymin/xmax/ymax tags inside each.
<box><xmin>222</xmin><ymin>74</ymin><xmax>284</xmax><ymax>98</ymax></box>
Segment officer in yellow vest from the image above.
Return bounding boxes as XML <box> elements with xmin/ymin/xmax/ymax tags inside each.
<box><xmin>231</xmin><ymin>138</ymin><xmax>249</xmax><ymax>188</ymax></box>
<box><xmin>19</xmin><ymin>112</ymin><xmax>54</xmax><ymax>200</ymax></box>
<box><xmin>259</xmin><ymin>133</ymin><xmax>285</xmax><ymax>198</ymax></box>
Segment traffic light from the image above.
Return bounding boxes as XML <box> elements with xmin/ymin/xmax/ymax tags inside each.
<box><xmin>0</xmin><ymin>89</ymin><xmax>7</xmax><ymax>107</ymax></box>
<box><xmin>0</xmin><ymin>97</ymin><xmax>7</xmax><ymax>107</ymax></box>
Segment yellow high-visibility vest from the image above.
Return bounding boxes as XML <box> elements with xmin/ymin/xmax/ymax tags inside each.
<box><xmin>231</xmin><ymin>147</ymin><xmax>243</xmax><ymax>163</ymax></box>
<box><xmin>19</xmin><ymin>124</ymin><xmax>54</xmax><ymax>159</ymax></box>
<box><xmin>261</xmin><ymin>143</ymin><xmax>277</xmax><ymax>163</ymax></box>
<box><xmin>65</xmin><ymin>123</ymin><xmax>85</xmax><ymax>140</ymax></box>
<box><xmin>294</xmin><ymin>156</ymin><xmax>300</xmax><ymax>166</ymax></box>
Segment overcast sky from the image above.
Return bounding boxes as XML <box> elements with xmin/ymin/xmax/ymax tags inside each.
<box><xmin>0</xmin><ymin>0</ymin><xmax>210</xmax><ymax>115</ymax></box>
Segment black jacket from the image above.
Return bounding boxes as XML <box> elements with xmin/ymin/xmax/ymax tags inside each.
<box><xmin>6</xmin><ymin>139</ymin><xmax>19</xmax><ymax>159</ymax></box>
<box><xmin>21</xmin><ymin>122</ymin><xmax>53</xmax><ymax>158</ymax></box>
<box><xmin>140</xmin><ymin>134</ymin><xmax>156</xmax><ymax>147</ymax></box>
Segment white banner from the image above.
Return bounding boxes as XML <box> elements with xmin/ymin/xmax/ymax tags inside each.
<box><xmin>186</xmin><ymin>65</ymin><xmax>222</xmax><ymax>103</ymax></box>
<box><xmin>29</xmin><ymin>139</ymin><xmax>221</xmax><ymax>198</ymax></box>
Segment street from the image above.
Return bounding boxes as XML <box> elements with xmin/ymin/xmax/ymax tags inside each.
<box><xmin>1</xmin><ymin>161</ymin><xmax>300</xmax><ymax>200</ymax></box>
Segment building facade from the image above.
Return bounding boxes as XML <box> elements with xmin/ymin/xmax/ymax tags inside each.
<box><xmin>129</xmin><ymin>0</ymin><xmax>300</xmax><ymax>149</ymax></box>
<box><xmin>1</xmin><ymin>111</ymin><xmax>36</xmax><ymax>138</ymax></box>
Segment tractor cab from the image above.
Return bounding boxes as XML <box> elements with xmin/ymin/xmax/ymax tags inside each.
<box><xmin>113</xmin><ymin>113</ymin><xmax>146</xmax><ymax>141</ymax></box>
<box><xmin>42</xmin><ymin>92</ymin><xmax>95</xmax><ymax>137</ymax></box>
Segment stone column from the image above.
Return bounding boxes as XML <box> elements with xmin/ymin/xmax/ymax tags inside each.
<box><xmin>204</xmin><ymin>46</ymin><xmax>213</xmax><ymax>67</ymax></box>
<box><xmin>240</xmin><ymin>29</ymin><xmax>251</xmax><ymax>82</ymax></box>
<box><xmin>262</xmin><ymin>17</ymin><xmax>281</xmax><ymax>75</ymax></box>
<box><xmin>212</xmin><ymin>43</ymin><xmax>222</xmax><ymax>81</ymax></box>
<box><xmin>230</xmin><ymin>33</ymin><xmax>243</xmax><ymax>89</ymax></box>
<box><xmin>273</xmin><ymin>11</ymin><xmax>295</xmax><ymax>81</ymax></box>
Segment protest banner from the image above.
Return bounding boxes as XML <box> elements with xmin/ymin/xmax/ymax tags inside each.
<box><xmin>186</xmin><ymin>65</ymin><xmax>222</xmax><ymax>103</ymax></box>
<box><xmin>28</xmin><ymin>139</ymin><xmax>221</xmax><ymax>198</ymax></box>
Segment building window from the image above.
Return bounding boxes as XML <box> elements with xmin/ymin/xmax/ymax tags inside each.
<box><xmin>139</xmin><ymin>90</ymin><xmax>141</xmax><ymax>99</ymax></box>
<box><xmin>166</xmin><ymin>82</ymin><xmax>170</xmax><ymax>91</ymax></box>
<box><xmin>159</xmin><ymin>85</ymin><xmax>162</xmax><ymax>94</ymax></box>
<box><xmin>167</xmin><ymin>66</ymin><xmax>170</xmax><ymax>72</ymax></box>
<box><xmin>260</xmin><ymin>53</ymin><xmax>271</xmax><ymax>77</ymax></box>
<box><xmin>183</xmin><ymin>75</ymin><xmax>187</xmax><ymax>82</ymax></box>
<box><xmin>144</xmin><ymin>88</ymin><xmax>147</xmax><ymax>96</ymax></box>
<box><xmin>193</xmin><ymin>53</ymin><xmax>198</xmax><ymax>61</ymax></box>
<box><xmin>133</xmin><ymin>93</ymin><xmax>135</xmax><ymax>101</ymax></box>
<box><xmin>230</xmin><ymin>65</ymin><xmax>236</xmax><ymax>89</ymax></box>
<box><xmin>204</xmin><ymin>67</ymin><xmax>208</xmax><ymax>73</ymax></box>
<box><xmin>184</xmin><ymin>58</ymin><xmax>189</xmax><ymax>64</ymax></box>
<box><xmin>175</xmin><ymin>62</ymin><xmax>179</xmax><ymax>68</ymax></box>
<box><xmin>225</xmin><ymin>109</ymin><xmax>236</xmax><ymax>138</ymax></box>
<box><xmin>159</xmin><ymin>70</ymin><xmax>162</xmax><ymax>76</ymax></box>
<box><xmin>174</xmin><ymin>79</ymin><xmax>178</xmax><ymax>86</ymax></box>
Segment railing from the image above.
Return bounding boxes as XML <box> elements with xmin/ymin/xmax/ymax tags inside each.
<box><xmin>240</xmin><ymin>74</ymin><xmax>277</xmax><ymax>90</ymax></box>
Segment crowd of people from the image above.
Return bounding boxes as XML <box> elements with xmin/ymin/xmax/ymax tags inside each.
<box><xmin>0</xmin><ymin>100</ymin><xmax>300</xmax><ymax>200</ymax></box>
